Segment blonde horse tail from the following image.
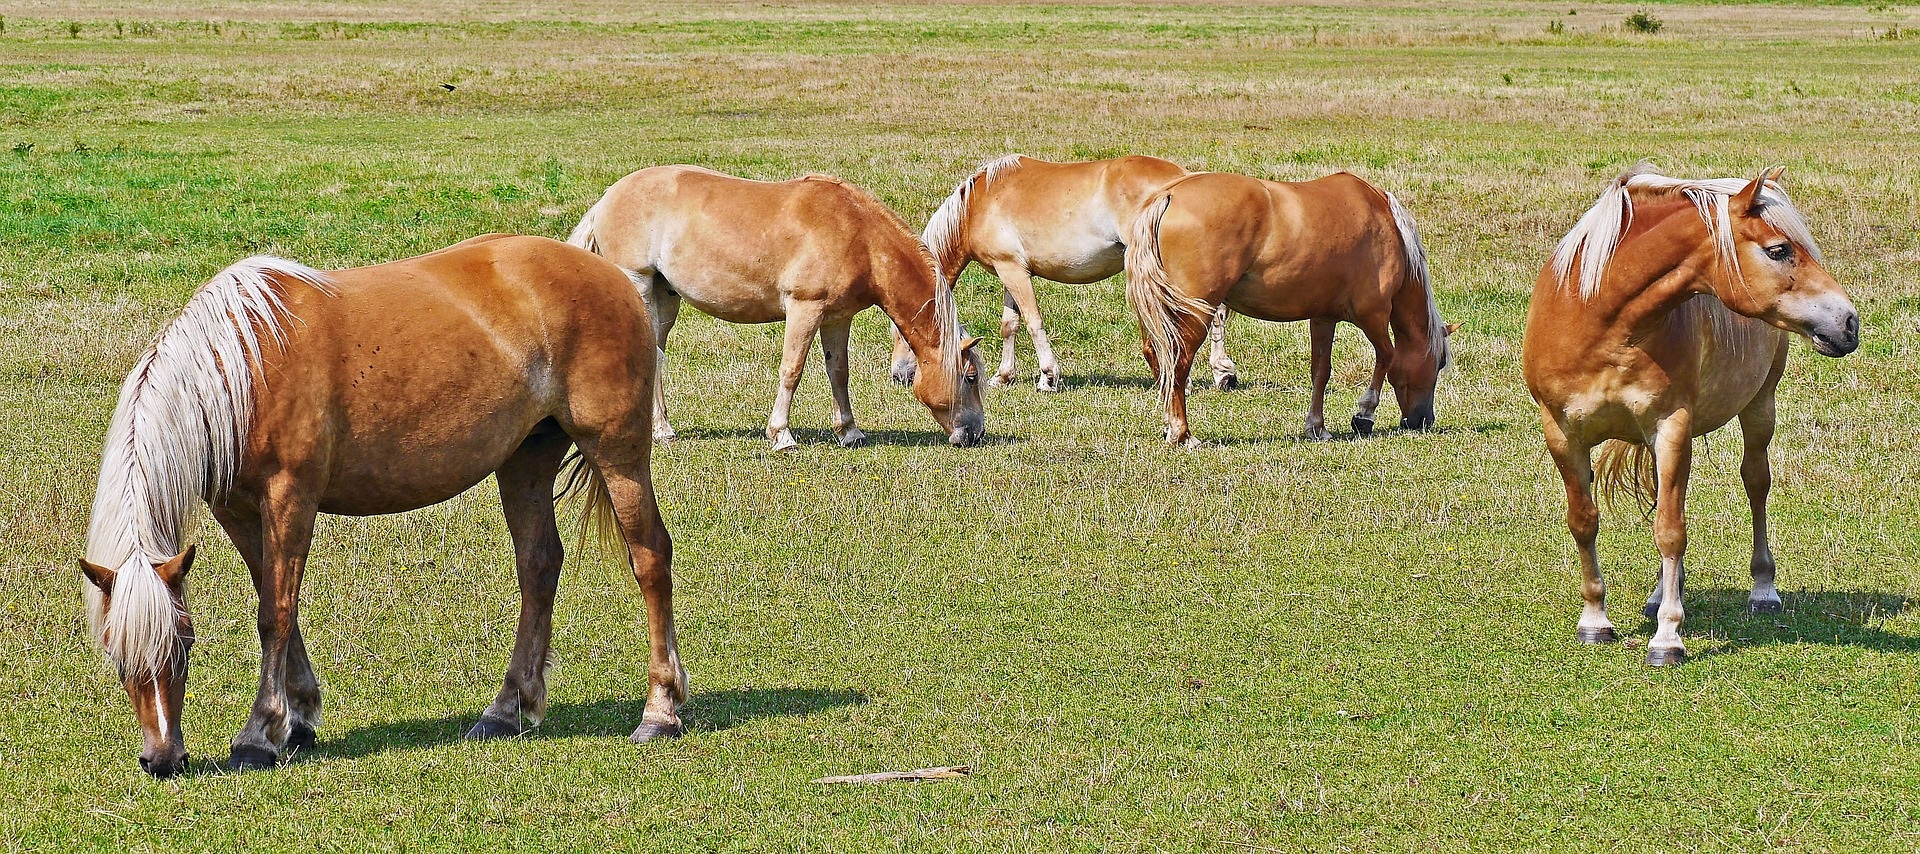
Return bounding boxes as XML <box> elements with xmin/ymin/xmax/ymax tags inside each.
<box><xmin>1125</xmin><ymin>192</ymin><xmax>1214</xmax><ymax>405</ymax></box>
<box><xmin>567</xmin><ymin>191</ymin><xmax>609</xmax><ymax>255</ymax></box>
<box><xmin>1594</xmin><ymin>439</ymin><xmax>1657</xmax><ymax>515</ymax></box>
<box><xmin>557</xmin><ymin>450</ymin><xmax>623</xmax><ymax>555</ymax></box>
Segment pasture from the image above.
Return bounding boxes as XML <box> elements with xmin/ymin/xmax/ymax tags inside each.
<box><xmin>4</xmin><ymin>0</ymin><xmax>1920</xmax><ymax>848</ymax></box>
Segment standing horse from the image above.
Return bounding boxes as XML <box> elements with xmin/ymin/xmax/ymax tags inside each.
<box><xmin>568</xmin><ymin>166</ymin><xmax>986</xmax><ymax>450</ymax></box>
<box><xmin>1127</xmin><ymin>171</ymin><xmax>1453</xmax><ymax>446</ymax></box>
<box><xmin>1523</xmin><ymin>166</ymin><xmax>1858</xmax><ymax>666</ymax></box>
<box><xmin>80</xmin><ymin>235</ymin><xmax>687</xmax><ymax>778</ymax></box>
<box><xmin>888</xmin><ymin>154</ymin><xmax>1238</xmax><ymax>392</ymax></box>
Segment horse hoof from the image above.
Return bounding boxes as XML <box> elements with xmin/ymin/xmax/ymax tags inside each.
<box><xmin>987</xmin><ymin>374</ymin><xmax>1013</xmax><ymax>389</ymax></box>
<box><xmin>287</xmin><ymin>722</ymin><xmax>318</xmax><ymax>752</ymax></box>
<box><xmin>770</xmin><ymin>434</ymin><xmax>799</xmax><ymax>452</ymax></box>
<box><xmin>1351</xmin><ymin>415</ymin><xmax>1375</xmax><ymax>437</ymax></box>
<box><xmin>1748</xmin><ymin>598</ymin><xmax>1783</xmax><ymax>614</ymax></box>
<box><xmin>227</xmin><ymin>744</ymin><xmax>279</xmax><ymax>772</ymax></box>
<box><xmin>1577</xmin><ymin>626</ymin><xmax>1617</xmax><ymax>644</ymax></box>
<box><xmin>629</xmin><ymin>720</ymin><xmax>683</xmax><ymax>744</ymax></box>
<box><xmin>465</xmin><ymin>716</ymin><xmax>522</xmax><ymax>740</ymax></box>
<box><xmin>653</xmin><ymin>431</ymin><xmax>677</xmax><ymax>445</ymax></box>
<box><xmin>1037</xmin><ymin>375</ymin><xmax>1062</xmax><ymax>392</ymax></box>
<box><xmin>1305</xmin><ymin>427</ymin><xmax>1332</xmax><ymax>442</ymax></box>
<box><xmin>1214</xmin><ymin>374</ymin><xmax>1239</xmax><ymax>391</ymax></box>
<box><xmin>1645</xmin><ymin>647</ymin><xmax>1687</xmax><ymax>667</ymax></box>
<box><xmin>837</xmin><ymin>430</ymin><xmax>868</xmax><ymax>449</ymax></box>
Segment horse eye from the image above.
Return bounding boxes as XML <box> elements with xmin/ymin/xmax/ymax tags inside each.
<box><xmin>1764</xmin><ymin>242</ymin><xmax>1794</xmax><ymax>262</ymax></box>
<box><xmin>964</xmin><ymin>374</ymin><xmax>978</xmax><ymax>384</ymax></box>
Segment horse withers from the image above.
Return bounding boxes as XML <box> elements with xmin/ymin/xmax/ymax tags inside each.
<box><xmin>80</xmin><ymin>235</ymin><xmax>687</xmax><ymax>777</ymax></box>
<box><xmin>569</xmin><ymin>166</ymin><xmax>986</xmax><ymax>450</ymax></box>
<box><xmin>1126</xmin><ymin>171</ymin><xmax>1454</xmax><ymax>446</ymax></box>
<box><xmin>890</xmin><ymin>154</ymin><xmax>1237</xmax><ymax>392</ymax></box>
<box><xmin>1523</xmin><ymin>166</ymin><xmax>1859</xmax><ymax>666</ymax></box>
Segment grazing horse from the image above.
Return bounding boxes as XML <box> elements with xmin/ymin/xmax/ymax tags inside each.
<box><xmin>568</xmin><ymin>166</ymin><xmax>987</xmax><ymax>451</ymax></box>
<box><xmin>1126</xmin><ymin>171</ymin><xmax>1453</xmax><ymax>446</ymax></box>
<box><xmin>888</xmin><ymin>154</ymin><xmax>1238</xmax><ymax>392</ymax></box>
<box><xmin>1523</xmin><ymin>166</ymin><xmax>1858</xmax><ymax>666</ymax></box>
<box><xmin>80</xmin><ymin>235</ymin><xmax>687</xmax><ymax>778</ymax></box>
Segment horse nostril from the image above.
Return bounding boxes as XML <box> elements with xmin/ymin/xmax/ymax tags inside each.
<box><xmin>1846</xmin><ymin>313</ymin><xmax>1860</xmax><ymax>337</ymax></box>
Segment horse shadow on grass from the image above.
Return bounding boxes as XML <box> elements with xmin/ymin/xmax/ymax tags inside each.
<box><xmin>1640</xmin><ymin>588</ymin><xmax>1920</xmax><ymax>660</ymax></box>
<box><xmin>310</xmin><ymin>687</ymin><xmax>867</xmax><ymax>761</ymax></box>
<box><xmin>672</xmin><ymin>426</ymin><xmax>1026</xmax><ymax>448</ymax></box>
<box><xmin>1197</xmin><ymin>421</ymin><xmax>1513</xmax><ymax>447</ymax></box>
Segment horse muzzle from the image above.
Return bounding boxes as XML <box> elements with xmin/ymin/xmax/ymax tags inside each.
<box><xmin>1808</xmin><ymin>311</ymin><xmax>1860</xmax><ymax>358</ymax></box>
<box><xmin>140</xmin><ymin>745</ymin><xmax>189</xmax><ymax>779</ymax></box>
<box><xmin>949</xmin><ymin>425</ymin><xmax>985</xmax><ymax>447</ymax></box>
<box><xmin>1400</xmin><ymin>405</ymin><xmax>1435</xmax><ymax>431</ymax></box>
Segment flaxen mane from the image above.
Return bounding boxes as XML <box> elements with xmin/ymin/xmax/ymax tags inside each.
<box><xmin>84</xmin><ymin>257</ymin><xmax>331</xmax><ymax>679</ymax></box>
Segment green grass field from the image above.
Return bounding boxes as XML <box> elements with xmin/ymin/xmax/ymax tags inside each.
<box><xmin>4</xmin><ymin>1</ymin><xmax>1920</xmax><ymax>849</ymax></box>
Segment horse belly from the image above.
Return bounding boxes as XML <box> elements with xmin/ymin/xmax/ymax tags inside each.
<box><xmin>318</xmin><ymin>403</ymin><xmax>547</xmax><ymax>516</ymax></box>
<box><xmin>1025</xmin><ymin>239</ymin><xmax>1123</xmax><ymax>284</ymax></box>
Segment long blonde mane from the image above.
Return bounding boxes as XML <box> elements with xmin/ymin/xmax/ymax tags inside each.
<box><xmin>1551</xmin><ymin>164</ymin><xmax>1823</xmax><ymax>300</ymax></box>
<box><xmin>1383</xmin><ymin>189</ymin><xmax>1445</xmax><ymax>363</ymax></box>
<box><xmin>921</xmin><ymin>154</ymin><xmax>1024</xmax><ymax>285</ymax></box>
<box><xmin>83</xmin><ymin>256</ymin><xmax>330</xmax><ymax>679</ymax></box>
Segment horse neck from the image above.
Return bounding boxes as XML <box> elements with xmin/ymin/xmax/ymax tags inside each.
<box><xmin>1585</xmin><ymin>211</ymin><xmax>1722</xmax><ymax>345</ymax></box>
<box><xmin>874</xmin><ymin>259</ymin><xmax>948</xmax><ymax>367</ymax></box>
<box><xmin>1387</xmin><ymin>278</ymin><xmax>1437</xmax><ymax>356</ymax></box>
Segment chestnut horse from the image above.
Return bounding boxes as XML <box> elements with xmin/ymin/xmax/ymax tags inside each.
<box><xmin>569</xmin><ymin>166</ymin><xmax>986</xmax><ymax>450</ymax></box>
<box><xmin>81</xmin><ymin>235</ymin><xmax>686</xmax><ymax>778</ymax></box>
<box><xmin>1524</xmin><ymin>166</ymin><xmax>1858</xmax><ymax>666</ymax></box>
<box><xmin>887</xmin><ymin>154</ymin><xmax>1237</xmax><ymax>392</ymax></box>
<box><xmin>1126</xmin><ymin>171</ymin><xmax>1453</xmax><ymax>446</ymax></box>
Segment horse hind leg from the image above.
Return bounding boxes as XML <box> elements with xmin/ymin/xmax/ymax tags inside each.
<box><xmin>1544</xmin><ymin>417</ymin><xmax>1615</xmax><ymax>644</ymax></box>
<box><xmin>641</xmin><ymin>276</ymin><xmax>682</xmax><ymax>444</ymax></box>
<box><xmin>468</xmin><ymin>430</ymin><xmax>571</xmax><ymax>739</ymax></box>
<box><xmin>820</xmin><ymin>318</ymin><xmax>867</xmax><ymax>447</ymax></box>
<box><xmin>1740</xmin><ymin>390</ymin><xmax>1781</xmax><ymax>613</ymax></box>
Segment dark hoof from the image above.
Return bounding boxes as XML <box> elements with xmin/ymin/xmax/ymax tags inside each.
<box><xmin>1214</xmin><ymin>374</ymin><xmax>1240</xmax><ymax>391</ymax></box>
<box><xmin>1748</xmin><ymin>599</ymin><xmax>1783</xmax><ymax>615</ymax></box>
<box><xmin>1645</xmin><ymin>647</ymin><xmax>1687</xmax><ymax>667</ymax></box>
<box><xmin>1351</xmin><ymin>415</ymin><xmax>1375</xmax><ymax>437</ymax></box>
<box><xmin>227</xmin><ymin>744</ymin><xmax>279</xmax><ymax>772</ymax></box>
<box><xmin>286</xmin><ymin>722</ymin><xmax>317</xmax><ymax>753</ymax></box>
<box><xmin>1577</xmin><ymin>626</ymin><xmax>1617</xmax><ymax>644</ymax></box>
<box><xmin>465</xmin><ymin>716</ymin><xmax>523</xmax><ymax>740</ymax></box>
<box><xmin>629</xmin><ymin>720</ymin><xmax>684</xmax><ymax>744</ymax></box>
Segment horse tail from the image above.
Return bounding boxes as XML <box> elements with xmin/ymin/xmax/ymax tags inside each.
<box><xmin>1594</xmin><ymin>439</ymin><xmax>1658</xmax><ymax>514</ymax></box>
<box><xmin>557</xmin><ymin>450</ymin><xmax>623</xmax><ymax>554</ymax></box>
<box><xmin>1125</xmin><ymin>191</ymin><xmax>1214</xmax><ymax>405</ymax></box>
<box><xmin>567</xmin><ymin>190</ymin><xmax>610</xmax><ymax>255</ymax></box>
<box><xmin>1383</xmin><ymin>189</ymin><xmax>1446</xmax><ymax>357</ymax></box>
<box><xmin>922</xmin><ymin>154</ymin><xmax>1022</xmax><ymax>285</ymax></box>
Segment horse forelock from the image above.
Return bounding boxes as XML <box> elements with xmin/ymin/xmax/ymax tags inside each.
<box><xmin>83</xmin><ymin>255</ymin><xmax>331</xmax><ymax>678</ymax></box>
<box><xmin>1553</xmin><ymin>166</ymin><xmax>1819</xmax><ymax>301</ymax></box>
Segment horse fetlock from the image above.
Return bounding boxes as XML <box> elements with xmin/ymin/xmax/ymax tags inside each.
<box><xmin>988</xmin><ymin>371</ymin><xmax>1015</xmax><ymax>388</ymax></box>
<box><xmin>653</xmin><ymin>424</ymin><xmax>678</xmax><ymax>444</ymax></box>
<box><xmin>1036</xmin><ymin>372</ymin><xmax>1061</xmax><ymax>392</ymax></box>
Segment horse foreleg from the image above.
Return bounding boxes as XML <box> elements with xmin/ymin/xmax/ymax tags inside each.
<box><xmin>229</xmin><ymin>480</ymin><xmax>319</xmax><ymax>770</ymax></box>
<box><xmin>1353</xmin><ymin>320</ymin><xmax>1393</xmax><ymax>438</ymax></box>
<box><xmin>767</xmin><ymin>303</ymin><xmax>824</xmax><ymax>451</ymax></box>
<box><xmin>1646</xmin><ymin>413</ymin><xmax>1693</xmax><ymax>666</ymax></box>
<box><xmin>469</xmin><ymin>433</ymin><xmax>570</xmax><ymax>739</ymax></box>
<box><xmin>1305</xmin><ymin>318</ymin><xmax>1336</xmax><ymax>441</ymax></box>
<box><xmin>214</xmin><ymin>501</ymin><xmax>322</xmax><ymax>754</ymax></box>
<box><xmin>1543</xmin><ymin>415</ymin><xmax>1612</xmax><ymax>643</ymax></box>
<box><xmin>820</xmin><ymin>318</ymin><xmax>866</xmax><ymax>447</ymax></box>
<box><xmin>643</xmin><ymin>282</ymin><xmax>682</xmax><ymax>443</ymax></box>
<box><xmin>1208</xmin><ymin>306</ymin><xmax>1239</xmax><ymax>390</ymax></box>
<box><xmin>995</xmin><ymin>264</ymin><xmax>1060</xmax><ymax>391</ymax></box>
<box><xmin>1739</xmin><ymin>391</ymin><xmax>1781</xmax><ymax>614</ymax></box>
<box><xmin>887</xmin><ymin>322</ymin><xmax>916</xmax><ymax>385</ymax></box>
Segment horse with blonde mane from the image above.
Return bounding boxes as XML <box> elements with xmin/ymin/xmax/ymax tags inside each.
<box><xmin>888</xmin><ymin>154</ymin><xmax>1239</xmax><ymax>392</ymax></box>
<box><xmin>570</xmin><ymin>166</ymin><xmax>986</xmax><ymax>450</ymax></box>
<box><xmin>81</xmin><ymin>235</ymin><xmax>686</xmax><ymax>777</ymax></box>
<box><xmin>1127</xmin><ymin>171</ymin><xmax>1454</xmax><ymax>446</ymax></box>
<box><xmin>1523</xmin><ymin>166</ymin><xmax>1858</xmax><ymax>666</ymax></box>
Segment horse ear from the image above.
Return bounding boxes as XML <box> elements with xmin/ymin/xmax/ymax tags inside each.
<box><xmin>1732</xmin><ymin>171</ymin><xmax>1771</xmax><ymax>218</ymax></box>
<box><xmin>79</xmin><ymin>559</ymin><xmax>118</xmax><ymax>595</ymax></box>
<box><xmin>154</xmin><ymin>544</ymin><xmax>196</xmax><ymax>590</ymax></box>
<box><xmin>959</xmin><ymin>336</ymin><xmax>983</xmax><ymax>354</ymax></box>
<box><xmin>1443</xmin><ymin>322</ymin><xmax>1461</xmax><ymax>337</ymax></box>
